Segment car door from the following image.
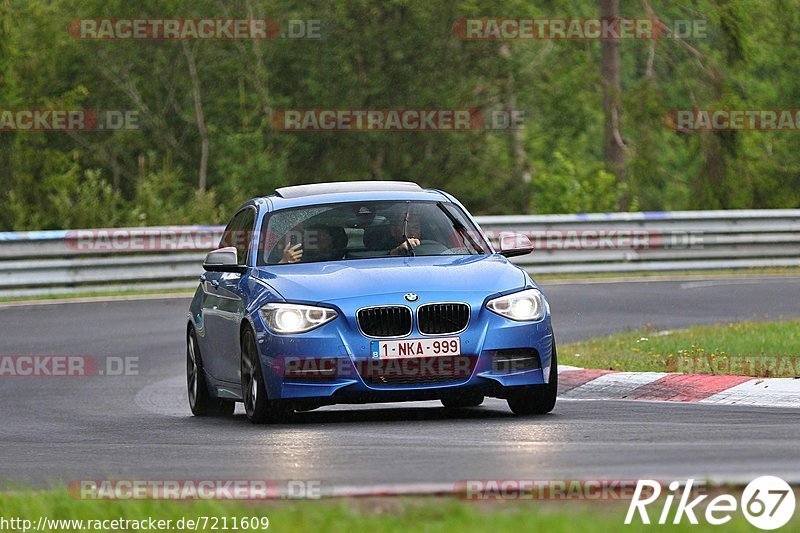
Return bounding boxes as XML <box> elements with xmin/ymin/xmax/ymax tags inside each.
<box><xmin>201</xmin><ymin>207</ymin><xmax>255</xmax><ymax>383</ymax></box>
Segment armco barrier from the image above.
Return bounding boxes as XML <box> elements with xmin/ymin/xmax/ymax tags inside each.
<box><xmin>0</xmin><ymin>210</ymin><xmax>798</xmax><ymax>297</ymax></box>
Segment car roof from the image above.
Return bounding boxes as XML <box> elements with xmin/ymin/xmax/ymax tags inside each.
<box><xmin>275</xmin><ymin>180</ymin><xmax>422</xmax><ymax>199</ymax></box>
<box><xmin>263</xmin><ymin>181</ymin><xmax>450</xmax><ymax>210</ymax></box>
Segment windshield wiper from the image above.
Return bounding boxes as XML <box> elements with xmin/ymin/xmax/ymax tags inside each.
<box><xmin>402</xmin><ymin>201</ymin><xmax>415</xmax><ymax>257</ymax></box>
<box><xmin>436</xmin><ymin>202</ymin><xmax>485</xmax><ymax>254</ymax></box>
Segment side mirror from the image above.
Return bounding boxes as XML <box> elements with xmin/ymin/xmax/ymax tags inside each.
<box><xmin>498</xmin><ymin>232</ymin><xmax>533</xmax><ymax>258</ymax></box>
<box><xmin>203</xmin><ymin>247</ymin><xmax>246</xmax><ymax>273</ymax></box>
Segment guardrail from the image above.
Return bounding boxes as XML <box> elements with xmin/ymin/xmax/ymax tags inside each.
<box><xmin>1</xmin><ymin>210</ymin><xmax>798</xmax><ymax>298</ymax></box>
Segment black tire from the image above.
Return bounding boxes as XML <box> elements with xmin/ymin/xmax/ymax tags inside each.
<box><xmin>506</xmin><ymin>342</ymin><xmax>558</xmax><ymax>415</ymax></box>
<box><xmin>441</xmin><ymin>393</ymin><xmax>484</xmax><ymax>409</ymax></box>
<box><xmin>187</xmin><ymin>328</ymin><xmax>235</xmax><ymax>417</ymax></box>
<box><xmin>241</xmin><ymin>327</ymin><xmax>292</xmax><ymax>424</ymax></box>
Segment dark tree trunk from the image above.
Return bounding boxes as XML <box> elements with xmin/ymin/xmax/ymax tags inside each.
<box><xmin>600</xmin><ymin>0</ymin><xmax>628</xmax><ymax>208</ymax></box>
<box><xmin>183</xmin><ymin>43</ymin><xmax>208</xmax><ymax>192</ymax></box>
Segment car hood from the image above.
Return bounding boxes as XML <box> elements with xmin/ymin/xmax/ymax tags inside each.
<box><xmin>254</xmin><ymin>255</ymin><xmax>527</xmax><ymax>304</ymax></box>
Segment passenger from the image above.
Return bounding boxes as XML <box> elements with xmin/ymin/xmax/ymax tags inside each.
<box><xmin>304</xmin><ymin>225</ymin><xmax>348</xmax><ymax>262</ymax></box>
<box><xmin>277</xmin><ymin>225</ymin><xmax>347</xmax><ymax>263</ymax></box>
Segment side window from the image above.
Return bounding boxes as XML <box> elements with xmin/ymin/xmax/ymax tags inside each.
<box><xmin>236</xmin><ymin>208</ymin><xmax>256</xmax><ymax>265</ymax></box>
<box><xmin>219</xmin><ymin>208</ymin><xmax>256</xmax><ymax>266</ymax></box>
<box><xmin>219</xmin><ymin>213</ymin><xmax>243</xmax><ymax>250</ymax></box>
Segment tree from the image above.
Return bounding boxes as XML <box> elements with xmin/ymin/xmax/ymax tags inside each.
<box><xmin>600</xmin><ymin>0</ymin><xmax>628</xmax><ymax>208</ymax></box>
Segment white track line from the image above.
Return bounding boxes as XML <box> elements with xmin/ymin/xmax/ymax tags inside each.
<box><xmin>701</xmin><ymin>378</ymin><xmax>800</xmax><ymax>408</ymax></box>
<box><xmin>559</xmin><ymin>367</ymin><xmax>800</xmax><ymax>408</ymax></box>
<box><xmin>562</xmin><ymin>372</ymin><xmax>666</xmax><ymax>399</ymax></box>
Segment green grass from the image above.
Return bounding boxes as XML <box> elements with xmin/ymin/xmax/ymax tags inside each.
<box><xmin>561</xmin><ymin>320</ymin><xmax>800</xmax><ymax>376</ymax></box>
<box><xmin>0</xmin><ymin>490</ymin><xmax>772</xmax><ymax>532</ymax></box>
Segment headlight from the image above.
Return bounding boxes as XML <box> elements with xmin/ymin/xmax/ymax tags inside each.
<box><xmin>260</xmin><ymin>303</ymin><xmax>338</xmax><ymax>334</ymax></box>
<box><xmin>486</xmin><ymin>288</ymin><xmax>546</xmax><ymax>321</ymax></box>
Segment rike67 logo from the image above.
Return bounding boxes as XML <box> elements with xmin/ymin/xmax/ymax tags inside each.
<box><xmin>626</xmin><ymin>477</ymin><xmax>795</xmax><ymax>530</ymax></box>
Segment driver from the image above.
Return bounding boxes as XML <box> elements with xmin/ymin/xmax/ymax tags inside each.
<box><xmin>386</xmin><ymin>210</ymin><xmax>422</xmax><ymax>256</ymax></box>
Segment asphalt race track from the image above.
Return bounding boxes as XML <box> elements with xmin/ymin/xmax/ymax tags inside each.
<box><xmin>1</xmin><ymin>276</ymin><xmax>799</xmax><ymax>488</ymax></box>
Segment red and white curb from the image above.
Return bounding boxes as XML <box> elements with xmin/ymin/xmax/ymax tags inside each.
<box><xmin>557</xmin><ymin>366</ymin><xmax>800</xmax><ymax>408</ymax></box>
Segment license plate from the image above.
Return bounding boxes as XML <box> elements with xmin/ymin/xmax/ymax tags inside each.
<box><xmin>370</xmin><ymin>337</ymin><xmax>461</xmax><ymax>359</ymax></box>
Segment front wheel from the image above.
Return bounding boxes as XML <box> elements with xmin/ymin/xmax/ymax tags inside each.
<box><xmin>506</xmin><ymin>343</ymin><xmax>558</xmax><ymax>415</ymax></box>
<box><xmin>241</xmin><ymin>328</ymin><xmax>292</xmax><ymax>424</ymax></box>
<box><xmin>187</xmin><ymin>328</ymin><xmax>235</xmax><ymax>417</ymax></box>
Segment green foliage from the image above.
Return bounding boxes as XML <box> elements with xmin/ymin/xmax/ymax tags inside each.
<box><xmin>47</xmin><ymin>168</ymin><xmax>124</xmax><ymax>229</ymax></box>
<box><xmin>0</xmin><ymin>0</ymin><xmax>798</xmax><ymax>230</ymax></box>
<box><xmin>531</xmin><ymin>152</ymin><xmax>622</xmax><ymax>213</ymax></box>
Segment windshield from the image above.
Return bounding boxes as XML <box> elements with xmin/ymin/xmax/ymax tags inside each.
<box><xmin>258</xmin><ymin>200</ymin><xmax>491</xmax><ymax>265</ymax></box>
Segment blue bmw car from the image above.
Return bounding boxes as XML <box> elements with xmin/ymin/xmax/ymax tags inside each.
<box><xmin>187</xmin><ymin>181</ymin><xmax>557</xmax><ymax>423</ymax></box>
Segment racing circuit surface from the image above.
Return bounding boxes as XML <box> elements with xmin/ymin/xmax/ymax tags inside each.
<box><xmin>1</xmin><ymin>276</ymin><xmax>799</xmax><ymax>488</ymax></box>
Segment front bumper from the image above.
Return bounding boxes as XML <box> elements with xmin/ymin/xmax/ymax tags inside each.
<box><xmin>252</xmin><ymin>291</ymin><xmax>554</xmax><ymax>404</ymax></box>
